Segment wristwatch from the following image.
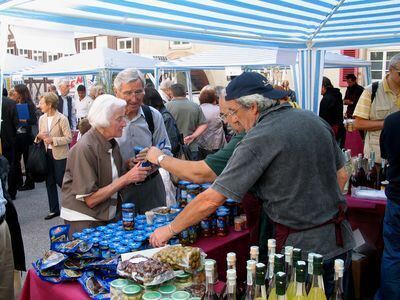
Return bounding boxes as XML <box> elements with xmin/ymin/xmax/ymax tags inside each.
<box><xmin>157</xmin><ymin>154</ymin><xmax>167</xmax><ymax>166</ymax></box>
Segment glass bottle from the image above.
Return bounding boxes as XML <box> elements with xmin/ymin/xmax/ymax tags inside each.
<box><xmin>366</xmin><ymin>158</ymin><xmax>378</xmax><ymax>189</ymax></box>
<box><xmin>227</xmin><ymin>252</ymin><xmax>237</xmax><ymax>270</ymax></box>
<box><xmin>329</xmin><ymin>259</ymin><xmax>344</xmax><ymax>300</ymax></box>
<box><xmin>276</xmin><ymin>272</ymin><xmax>287</xmax><ymax>300</ymax></box>
<box><xmin>224</xmin><ymin>269</ymin><xmax>238</xmax><ymax>300</ymax></box>
<box><xmin>348</xmin><ymin>158</ymin><xmax>358</xmax><ymax>194</ymax></box>
<box><xmin>205</xmin><ymin>260</ymin><xmax>219</xmax><ymax>300</ymax></box>
<box><xmin>255</xmin><ymin>263</ymin><xmax>267</xmax><ymax>300</ymax></box>
<box><xmin>356</xmin><ymin>154</ymin><xmax>366</xmax><ymax>187</ymax></box>
<box><xmin>243</xmin><ymin>265</ymin><xmax>255</xmax><ymax>300</ymax></box>
<box><xmin>287</xmin><ymin>248</ymin><xmax>302</xmax><ymax>300</ymax></box>
<box><xmin>266</xmin><ymin>253</ymin><xmax>275</xmax><ymax>290</ymax></box>
<box><xmin>251</xmin><ymin>246</ymin><xmax>260</xmax><ymax>262</ymax></box>
<box><xmin>307</xmin><ymin>254</ymin><xmax>326</xmax><ymax>300</ymax></box>
<box><xmin>268</xmin><ymin>239</ymin><xmax>277</xmax><ymax>258</ymax></box>
<box><xmin>267</xmin><ymin>254</ymin><xmax>285</xmax><ymax>300</ymax></box>
<box><xmin>291</xmin><ymin>261</ymin><xmax>307</xmax><ymax>300</ymax></box>
<box><xmin>343</xmin><ymin>150</ymin><xmax>353</xmax><ymax>194</ymax></box>
<box><xmin>284</xmin><ymin>246</ymin><xmax>294</xmax><ymax>287</ymax></box>
<box><xmin>379</xmin><ymin>158</ymin><xmax>388</xmax><ymax>190</ymax></box>
<box><xmin>305</xmin><ymin>253</ymin><xmax>316</xmax><ymax>294</ymax></box>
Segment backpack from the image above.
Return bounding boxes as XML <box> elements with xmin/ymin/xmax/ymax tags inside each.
<box><xmin>141</xmin><ymin>105</ymin><xmax>154</xmax><ymax>137</ymax></box>
<box><xmin>371</xmin><ymin>81</ymin><xmax>379</xmax><ymax>103</ymax></box>
<box><xmin>161</xmin><ymin>110</ymin><xmax>182</xmax><ymax>157</ymax></box>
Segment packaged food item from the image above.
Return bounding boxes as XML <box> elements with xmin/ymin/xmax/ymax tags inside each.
<box><xmin>200</xmin><ymin>216</ymin><xmax>213</xmax><ymax>237</ymax></box>
<box><xmin>122</xmin><ymin>284</ymin><xmax>142</xmax><ymax>300</ymax></box>
<box><xmin>49</xmin><ymin>225</ymin><xmax>70</xmax><ymax>246</ymax></box>
<box><xmin>171</xmin><ymin>291</ymin><xmax>191</xmax><ymax>300</ymax></box>
<box><xmin>216</xmin><ymin>211</ymin><xmax>228</xmax><ymax>236</ymax></box>
<box><xmin>32</xmin><ymin>260</ymin><xmax>62</xmax><ymax>284</ymax></box>
<box><xmin>177</xmin><ymin>181</ymin><xmax>191</xmax><ymax>208</ymax></box>
<box><xmin>142</xmin><ymin>291</ymin><xmax>162</xmax><ymax>300</ymax></box>
<box><xmin>240</xmin><ymin>214</ymin><xmax>247</xmax><ymax>229</ymax></box>
<box><xmin>78</xmin><ymin>271</ymin><xmax>109</xmax><ymax>299</ymax></box>
<box><xmin>122</xmin><ymin>203</ymin><xmax>135</xmax><ymax>231</ymax></box>
<box><xmin>51</xmin><ymin>239</ymin><xmax>83</xmax><ymax>253</ymax></box>
<box><xmin>183</xmin><ymin>284</ymin><xmax>206</xmax><ymax>298</ymax></box>
<box><xmin>117</xmin><ymin>255</ymin><xmax>175</xmax><ymax>286</ymax></box>
<box><xmin>158</xmin><ymin>285</ymin><xmax>177</xmax><ymax>298</ymax></box>
<box><xmin>152</xmin><ymin>246</ymin><xmax>204</xmax><ymax>272</ymax></box>
<box><xmin>64</xmin><ymin>257</ymin><xmax>96</xmax><ymax>270</ymax></box>
<box><xmin>191</xmin><ymin>266</ymin><xmax>205</xmax><ymax>284</ymax></box>
<box><xmin>88</xmin><ymin>257</ymin><xmax>119</xmax><ymax>272</ymax></box>
<box><xmin>60</xmin><ymin>269</ymin><xmax>83</xmax><ymax>281</ymax></box>
<box><xmin>186</xmin><ymin>184</ymin><xmax>200</xmax><ymax>204</ymax></box>
<box><xmin>145</xmin><ymin>211</ymin><xmax>155</xmax><ymax>225</ymax></box>
<box><xmin>110</xmin><ymin>278</ymin><xmax>132</xmax><ymax>300</ymax></box>
<box><xmin>39</xmin><ymin>250</ymin><xmax>68</xmax><ymax>270</ymax></box>
<box><xmin>234</xmin><ymin>217</ymin><xmax>243</xmax><ymax>232</ymax></box>
<box><xmin>99</xmin><ymin>241</ymin><xmax>111</xmax><ymax>259</ymax></box>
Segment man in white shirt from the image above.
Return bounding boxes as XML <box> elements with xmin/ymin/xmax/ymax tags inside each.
<box><xmin>75</xmin><ymin>85</ymin><xmax>93</xmax><ymax>124</ymax></box>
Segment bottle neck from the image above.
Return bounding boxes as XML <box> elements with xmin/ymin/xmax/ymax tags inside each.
<box><xmin>247</xmin><ymin>269</ymin><xmax>253</xmax><ymax>287</ymax></box>
<box><xmin>295</xmin><ymin>281</ymin><xmax>306</xmax><ymax>296</ymax></box>
<box><xmin>312</xmin><ymin>274</ymin><xmax>325</xmax><ymax>291</ymax></box>
<box><xmin>334</xmin><ymin>273</ymin><xmax>344</xmax><ymax>295</ymax></box>
<box><xmin>227</xmin><ymin>279</ymin><xmax>237</xmax><ymax>295</ymax></box>
<box><xmin>206</xmin><ymin>271</ymin><xmax>215</xmax><ymax>293</ymax></box>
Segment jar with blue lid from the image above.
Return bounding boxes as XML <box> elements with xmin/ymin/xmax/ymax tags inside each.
<box><xmin>216</xmin><ymin>211</ymin><xmax>228</xmax><ymax>236</ymax></box>
<box><xmin>89</xmin><ymin>237</ymin><xmax>101</xmax><ymax>257</ymax></box>
<box><xmin>107</xmin><ymin>223</ymin><xmax>119</xmax><ymax>229</ymax></box>
<box><xmin>225</xmin><ymin>199</ymin><xmax>238</xmax><ymax>226</ymax></box>
<box><xmin>111</xmin><ymin>236</ymin><xmax>123</xmax><ymax>244</ymax></box>
<box><xmin>179</xmin><ymin>229</ymin><xmax>189</xmax><ymax>245</ymax></box>
<box><xmin>97</xmin><ymin>225</ymin><xmax>107</xmax><ymax>232</ymax></box>
<box><xmin>72</xmin><ymin>232</ymin><xmax>82</xmax><ymax>240</ymax></box>
<box><xmin>135</xmin><ymin>214</ymin><xmax>146</xmax><ymax>221</ymax></box>
<box><xmin>169</xmin><ymin>236</ymin><xmax>180</xmax><ymax>245</ymax></box>
<box><xmin>186</xmin><ymin>184</ymin><xmax>200</xmax><ymax>204</ymax></box>
<box><xmin>146</xmin><ymin>226</ymin><xmax>154</xmax><ymax>233</ymax></box>
<box><xmin>128</xmin><ymin>241</ymin><xmax>142</xmax><ymax>252</ymax></box>
<box><xmin>92</xmin><ymin>231</ymin><xmax>102</xmax><ymax>238</ymax></box>
<box><xmin>132</xmin><ymin>230</ymin><xmax>145</xmax><ymax>236</ymax></box>
<box><xmin>82</xmin><ymin>228</ymin><xmax>95</xmax><ymax>235</ymax></box>
<box><xmin>201</xmin><ymin>183</ymin><xmax>212</xmax><ymax>191</ymax></box>
<box><xmin>177</xmin><ymin>180</ymin><xmax>191</xmax><ymax>207</ymax></box>
<box><xmin>116</xmin><ymin>246</ymin><xmax>130</xmax><ymax>255</ymax></box>
<box><xmin>99</xmin><ymin>240</ymin><xmax>111</xmax><ymax>259</ymax></box>
<box><xmin>115</xmin><ymin>231</ymin><xmax>126</xmax><ymax>237</ymax></box>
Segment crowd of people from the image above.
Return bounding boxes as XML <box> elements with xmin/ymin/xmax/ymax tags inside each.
<box><xmin>0</xmin><ymin>53</ymin><xmax>399</xmax><ymax>299</ymax></box>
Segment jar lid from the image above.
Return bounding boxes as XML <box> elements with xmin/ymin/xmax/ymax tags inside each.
<box><xmin>176</xmin><ymin>272</ymin><xmax>190</xmax><ymax>279</ymax></box>
<box><xmin>122</xmin><ymin>284</ymin><xmax>141</xmax><ymax>295</ymax></box>
<box><xmin>171</xmin><ymin>291</ymin><xmax>191</xmax><ymax>300</ymax></box>
<box><xmin>142</xmin><ymin>291</ymin><xmax>162</xmax><ymax>300</ymax></box>
<box><xmin>159</xmin><ymin>285</ymin><xmax>177</xmax><ymax>294</ymax></box>
<box><xmin>178</xmin><ymin>180</ymin><xmax>191</xmax><ymax>185</ymax></box>
<box><xmin>110</xmin><ymin>278</ymin><xmax>131</xmax><ymax>288</ymax></box>
<box><xmin>186</xmin><ymin>184</ymin><xmax>200</xmax><ymax>189</ymax></box>
<box><xmin>122</xmin><ymin>203</ymin><xmax>135</xmax><ymax>209</ymax></box>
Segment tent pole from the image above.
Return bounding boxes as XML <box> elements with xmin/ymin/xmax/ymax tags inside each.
<box><xmin>185</xmin><ymin>71</ymin><xmax>192</xmax><ymax>101</ymax></box>
<box><xmin>0</xmin><ymin>17</ymin><xmax>9</xmax><ymax>138</ymax></box>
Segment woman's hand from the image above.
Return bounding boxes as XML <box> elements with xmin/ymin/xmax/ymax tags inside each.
<box><xmin>37</xmin><ymin>132</ymin><xmax>49</xmax><ymax>140</ymax></box>
<box><xmin>145</xmin><ymin>147</ymin><xmax>163</xmax><ymax>165</ymax></box>
<box><xmin>44</xmin><ymin>137</ymin><xmax>53</xmax><ymax>145</ymax></box>
<box><xmin>149</xmin><ymin>225</ymin><xmax>174</xmax><ymax>248</ymax></box>
<box><xmin>123</xmin><ymin>162</ymin><xmax>151</xmax><ymax>184</ymax></box>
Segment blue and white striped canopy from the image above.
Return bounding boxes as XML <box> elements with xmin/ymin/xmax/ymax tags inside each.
<box><xmin>0</xmin><ymin>0</ymin><xmax>399</xmax><ymax>50</ymax></box>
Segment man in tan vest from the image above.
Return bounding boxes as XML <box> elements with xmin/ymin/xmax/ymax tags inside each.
<box><xmin>354</xmin><ymin>53</ymin><xmax>400</xmax><ymax>164</ymax></box>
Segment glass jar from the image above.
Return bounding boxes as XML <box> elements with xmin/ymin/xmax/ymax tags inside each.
<box><xmin>171</xmin><ymin>291</ymin><xmax>191</xmax><ymax>300</ymax></box>
<box><xmin>234</xmin><ymin>216</ymin><xmax>243</xmax><ymax>232</ymax></box>
<box><xmin>216</xmin><ymin>211</ymin><xmax>228</xmax><ymax>237</ymax></box>
<box><xmin>159</xmin><ymin>285</ymin><xmax>177</xmax><ymax>298</ymax></box>
<box><xmin>99</xmin><ymin>240</ymin><xmax>110</xmax><ymax>259</ymax></box>
<box><xmin>174</xmin><ymin>272</ymin><xmax>192</xmax><ymax>289</ymax></box>
<box><xmin>142</xmin><ymin>291</ymin><xmax>162</xmax><ymax>300</ymax></box>
<box><xmin>186</xmin><ymin>184</ymin><xmax>200</xmax><ymax>204</ymax></box>
<box><xmin>177</xmin><ymin>181</ymin><xmax>191</xmax><ymax>208</ymax></box>
<box><xmin>225</xmin><ymin>199</ymin><xmax>238</xmax><ymax>226</ymax></box>
<box><xmin>179</xmin><ymin>229</ymin><xmax>189</xmax><ymax>245</ymax></box>
<box><xmin>200</xmin><ymin>215</ymin><xmax>213</xmax><ymax>238</ymax></box>
<box><xmin>122</xmin><ymin>284</ymin><xmax>142</xmax><ymax>300</ymax></box>
<box><xmin>110</xmin><ymin>278</ymin><xmax>131</xmax><ymax>300</ymax></box>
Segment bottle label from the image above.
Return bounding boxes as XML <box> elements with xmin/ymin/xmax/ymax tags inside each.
<box><xmin>201</xmin><ymin>220</ymin><xmax>210</xmax><ymax>229</ymax></box>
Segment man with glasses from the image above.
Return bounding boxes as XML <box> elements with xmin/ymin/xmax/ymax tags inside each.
<box><xmin>354</xmin><ymin>53</ymin><xmax>400</xmax><ymax>164</ymax></box>
<box><xmin>114</xmin><ymin>68</ymin><xmax>172</xmax><ymax>213</ymax></box>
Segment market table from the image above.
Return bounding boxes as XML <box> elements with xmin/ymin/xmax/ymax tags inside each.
<box><xmin>19</xmin><ymin>228</ymin><xmax>250</xmax><ymax>300</ymax></box>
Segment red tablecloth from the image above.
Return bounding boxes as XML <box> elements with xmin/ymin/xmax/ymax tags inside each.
<box><xmin>346</xmin><ymin>195</ymin><xmax>386</xmax><ymax>252</ymax></box>
<box><xmin>345</xmin><ymin>130</ymin><xmax>364</xmax><ymax>156</ymax></box>
<box><xmin>20</xmin><ymin>228</ymin><xmax>250</xmax><ymax>300</ymax></box>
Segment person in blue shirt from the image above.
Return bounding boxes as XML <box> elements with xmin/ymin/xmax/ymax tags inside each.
<box><xmin>379</xmin><ymin>111</ymin><xmax>400</xmax><ymax>299</ymax></box>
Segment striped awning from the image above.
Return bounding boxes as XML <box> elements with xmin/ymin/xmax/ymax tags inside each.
<box><xmin>0</xmin><ymin>0</ymin><xmax>399</xmax><ymax>50</ymax></box>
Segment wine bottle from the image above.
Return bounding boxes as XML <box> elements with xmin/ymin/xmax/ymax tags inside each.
<box><xmin>205</xmin><ymin>260</ymin><xmax>219</xmax><ymax>300</ymax></box>
<box><xmin>379</xmin><ymin>158</ymin><xmax>388</xmax><ymax>190</ymax></box>
<box><xmin>329</xmin><ymin>259</ymin><xmax>344</xmax><ymax>300</ymax></box>
<box><xmin>343</xmin><ymin>150</ymin><xmax>352</xmax><ymax>194</ymax></box>
<box><xmin>227</xmin><ymin>252</ymin><xmax>237</xmax><ymax>270</ymax></box>
<box><xmin>284</xmin><ymin>246</ymin><xmax>294</xmax><ymax>287</ymax></box>
<box><xmin>243</xmin><ymin>265</ymin><xmax>255</xmax><ymax>300</ymax></box>
<box><xmin>307</xmin><ymin>254</ymin><xmax>326</xmax><ymax>300</ymax></box>
<box><xmin>251</xmin><ymin>246</ymin><xmax>260</xmax><ymax>262</ymax></box>
<box><xmin>356</xmin><ymin>154</ymin><xmax>366</xmax><ymax>187</ymax></box>
<box><xmin>224</xmin><ymin>269</ymin><xmax>238</xmax><ymax>300</ymax></box>
<box><xmin>255</xmin><ymin>263</ymin><xmax>267</xmax><ymax>300</ymax></box>
<box><xmin>276</xmin><ymin>272</ymin><xmax>287</xmax><ymax>300</ymax></box>
<box><xmin>268</xmin><ymin>239</ymin><xmax>277</xmax><ymax>258</ymax></box>
<box><xmin>287</xmin><ymin>248</ymin><xmax>302</xmax><ymax>300</ymax></box>
<box><xmin>292</xmin><ymin>261</ymin><xmax>307</xmax><ymax>300</ymax></box>
<box><xmin>305</xmin><ymin>253</ymin><xmax>316</xmax><ymax>294</ymax></box>
<box><xmin>366</xmin><ymin>158</ymin><xmax>378</xmax><ymax>189</ymax></box>
<box><xmin>267</xmin><ymin>254</ymin><xmax>285</xmax><ymax>300</ymax></box>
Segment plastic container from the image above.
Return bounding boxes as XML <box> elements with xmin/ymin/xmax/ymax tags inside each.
<box><xmin>171</xmin><ymin>291</ymin><xmax>190</xmax><ymax>300</ymax></box>
<box><xmin>123</xmin><ymin>284</ymin><xmax>142</xmax><ymax>300</ymax></box>
<box><xmin>174</xmin><ymin>272</ymin><xmax>192</xmax><ymax>289</ymax></box>
<box><xmin>159</xmin><ymin>285</ymin><xmax>176</xmax><ymax>298</ymax></box>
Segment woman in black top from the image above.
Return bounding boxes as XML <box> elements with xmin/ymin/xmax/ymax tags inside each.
<box><xmin>11</xmin><ymin>84</ymin><xmax>37</xmax><ymax>196</ymax></box>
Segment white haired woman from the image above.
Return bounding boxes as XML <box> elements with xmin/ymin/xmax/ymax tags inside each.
<box><xmin>61</xmin><ymin>94</ymin><xmax>151</xmax><ymax>236</ymax></box>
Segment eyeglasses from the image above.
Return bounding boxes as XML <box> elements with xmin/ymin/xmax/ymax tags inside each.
<box><xmin>122</xmin><ymin>89</ymin><xmax>144</xmax><ymax>98</ymax></box>
<box><xmin>220</xmin><ymin>106</ymin><xmax>242</xmax><ymax>121</ymax></box>
<box><xmin>115</xmin><ymin>115</ymin><xmax>129</xmax><ymax>123</ymax></box>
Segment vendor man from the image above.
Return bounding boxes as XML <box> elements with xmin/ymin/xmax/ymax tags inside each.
<box><xmin>149</xmin><ymin>72</ymin><xmax>354</xmax><ymax>297</ymax></box>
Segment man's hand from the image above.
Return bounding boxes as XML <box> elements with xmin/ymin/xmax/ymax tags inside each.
<box><xmin>123</xmin><ymin>162</ymin><xmax>151</xmax><ymax>185</ymax></box>
<box><xmin>135</xmin><ymin>147</ymin><xmax>149</xmax><ymax>162</ymax></box>
<box><xmin>149</xmin><ymin>225</ymin><xmax>174</xmax><ymax>248</ymax></box>
<box><xmin>184</xmin><ymin>135</ymin><xmax>195</xmax><ymax>145</ymax></box>
<box><xmin>125</xmin><ymin>158</ymin><xmax>136</xmax><ymax>170</ymax></box>
<box><xmin>146</xmin><ymin>147</ymin><xmax>164</xmax><ymax>165</ymax></box>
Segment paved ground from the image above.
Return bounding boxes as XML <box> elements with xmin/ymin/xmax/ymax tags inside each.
<box><xmin>12</xmin><ymin>181</ymin><xmax>63</xmax><ymax>275</ymax></box>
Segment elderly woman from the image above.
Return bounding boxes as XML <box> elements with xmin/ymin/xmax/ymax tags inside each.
<box><xmin>197</xmin><ymin>85</ymin><xmax>226</xmax><ymax>159</ymax></box>
<box><xmin>61</xmin><ymin>94</ymin><xmax>150</xmax><ymax>235</ymax></box>
<box><xmin>36</xmin><ymin>92</ymin><xmax>72</xmax><ymax>220</ymax></box>
<box><xmin>89</xmin><ymin>85</ymin><xmax>105</xmax><ymax>100</ymax></box>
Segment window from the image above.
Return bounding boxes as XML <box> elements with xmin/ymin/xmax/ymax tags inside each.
<box><xmin>47</xmin><ymin>52</ymin><xmax>59</xmax><ymax>62</ymax></box>
<box><xmin>7</xmin><ymin>47</ymin><xmax>14</xmax><ymax>55</ymax></box>
<box><xmin>369</xmin><ymin>50</ymin><xmax>400</xmax><ymax>81</ymax></box>
<box><xmin>169</xmin><ymin>41</ymin><xmax>191</xmax><ymax>49</ymax></box>
<box><xmin>117</xmin><ymin>38</ymin><xmax>133</xmax><ymax>53</ymax></box>
<box><xmin>18</xmin><ymin>49</ymin><xmax>29</xmax><ymax>58</ymax></box>
<box><xmin>339</xmin><ymin>49</ymin><xmax>359</xmax><ymax>87</ymax></box>
<box><xmin>79</xmin><ymin>40</ymin><xmax>94</xmax><ymax>52</ymax></box>
<box><xmin>32</xmin><ymin>50</ymin><xmax>44</xmax><ymax>62</ymax></box>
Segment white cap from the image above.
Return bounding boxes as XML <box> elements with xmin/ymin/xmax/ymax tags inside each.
<box><xmin>285</xmin><ymin>246</ymin><xmax>293</xmax><ymax>262</ymax></box>
<box><xmin>307</xmin><ymin>253</ymin><xmax>316</xmax><ymax>263</ymax></box>
<box><xmin>205</xmin><ymin>260</ymin><xmax>215</xmax><ymax>271</ymax></box>
<box><xmin>256</xmin><ymin>262</ymin><xmax>266</xmax><ymax>268</ymax></box>
<box><xmin>250</xmin><ymin>246</ymin><xmax>259</xmax><ymax>255</ymax></box>
<box><xmin>227</xmin><ymin>269</ymin><xmax>237</xmax><ymax>280</ymax></box>
<box><xmin>275</xmin><ymin>254</ymin><xmax>284</xmax><ymax>259</ymax></box>
<box><xmin>334</xmin><ymin>259</ymin><xmax>344</xmax><ymax>272</ymax></box>
<box><xmin>268</xmin><ymin>239</ymin><xmax>276</xmax><ymax>248</ymax></box>
<box><xmin>247</xmin><ymin>259</ymin><xmax>256</xmax><ymax>267</ymax></box>
<box><xmin>297</xmin><ymin>261</ymin><xmax>306</xmax><ymax>266</ymax></box>
<box><xmin>227</xmin><ymin>252</ymin><xmax>236</xmax><ymax>262</ymax></box>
